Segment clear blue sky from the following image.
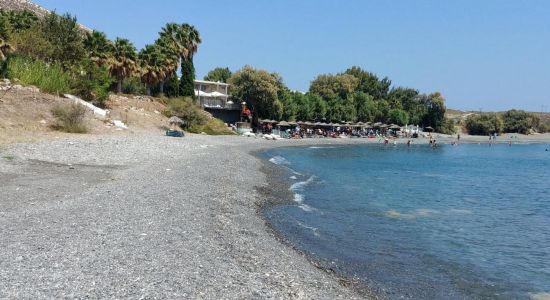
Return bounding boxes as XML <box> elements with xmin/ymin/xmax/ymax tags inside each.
<box><xmin>34</xmin><ymin>0</ymin><xmax>550</xmax><ymax>111</ymax></box>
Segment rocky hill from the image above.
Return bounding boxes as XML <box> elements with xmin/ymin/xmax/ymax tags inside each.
<box><xmin>0</xmin><ymin>0</ymin><xmax>50</xmax><ymax>16</ymax></box>
<box><xmin>0</xmin><ymin>0</ymin><xmax>91</xmax><ymax>31</ymax></box>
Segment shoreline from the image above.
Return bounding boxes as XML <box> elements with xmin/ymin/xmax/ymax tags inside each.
<box><xmin>1</xmin><ymin>132</ymin><xmax>548</xmax><ymax>298</ymax></box>
<box><xmin>0</xmin><ymin>133</ymin><xmax>381</xmax><ymax>299</ymax></box>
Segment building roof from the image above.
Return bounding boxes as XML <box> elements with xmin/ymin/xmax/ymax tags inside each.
<box><xmin>194</xmin><ymin>79</ymin><xmax>230</xmax><ymax>86</ymax></box>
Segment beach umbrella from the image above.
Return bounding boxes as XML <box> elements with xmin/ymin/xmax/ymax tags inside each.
<box><xmin>373</xmin><ymin>122</ymin><xmax>382</xmax><ymax>127</ymax></box>
<box><xmin>168</xmin><ymin>116</ymin><xmax>185</xmax><ymax>125</ymax></box>
<box><xmin>278</xmin><ymin>121</ymin><xmax>290</xmax><ymax>126</ymax></box>
<box><xmin>424</xmin><ymin>126</ymin><xmax>434</xmax><ymax>132</ymax></box>
<box><xmin>390</xmin><ymin>124</ymin><xmax>401</xmax><ymax>130</ymax></box>
<box><xmin>314</xmin><ymin>122</ymin><xmax>322</xmax><ymax>126</ymax></box>
<box><xmin>380</xmin><ymin>124</ymin><xmax>389</xmax><ymax>128</ymax></box>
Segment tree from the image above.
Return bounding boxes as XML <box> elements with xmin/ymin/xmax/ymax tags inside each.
<box><xmin>502</xmin><ymin>109</ymin><xmax>540</xmax><ymax>134</ymax></box>
<box><xmin>423</xmin><ymin>92</ymin><xmax>446</xmax><ymax>130</ymax></box>
<box><xmin>138</xmin><ymin>44</ymin><xmax>166</xmax><ymax>95</ymax></box>
<box><xmin>40</xmin><ymin>12</ymin><xmax>85</xmax><ymax>68</ymax></box>
<box><xmin>344</xmin><ymin>66</ymin><xmax>391</xmax><ymax>100</ymax></box>
<box><xmin>154</xmin><ymin>36</ymin><xmax>179</xmax><ymax>94</ymax></box>
<box><xmin>109</xmin><ymin>38</ymin><xmax>137</xmax><ymax>93</ymax></box>
<box><xmin>9</xmin><ymin>25</ymin><xmax>54</xmax><ymax>60</ymax></box>
<box><xmin>204</xmin><ymin>67</ymin><xmax>232</xmax><ymax>83</ymax></box>
<box><xmin>308</xmin><ymin>93</ymin><xmax>327</xmax><ymax>121</ymax></box>
<box><xmin>465</xmin><ymin>113</ymin><xmax>503</xmax><ymax>135</ymax></box>
<box><xmin>0</xmin><ymin>9</ymin><xmax>38</xmax><ymax>33</ymax></box>
<box><xmin>228</xmin><ymin>65</ymin><xmax>279</xmax><ymax>123</ymax></box>
<box><xmin>179</xmin><ymin>24</ymin><xmax>201</xmax><ymax>98</ymax></box>
<box><xmin>355</xmin><ymin>92</ymin><xmax>376</xmax><ymax>122</ymax></box>
<box><xmin>310</xmin><ymin>73</ymin><xmax>359</xmax><ymax>100</ymax></box>
<box><xmin>84</xmin><ymin>30</ymin><xmax>113</xmax><ymax>66</ymax></box>
<box><xmin>388</xmin><ymin>109</ymin><xmax>409</xmax><ymax>126</ymax></box>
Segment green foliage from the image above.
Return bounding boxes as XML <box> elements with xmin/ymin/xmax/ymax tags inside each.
<box><xmin>0</xmin><ymin>9</ymin><xmax>38</xmax><ymax>34</ymax></box>
<box><xmin>71</xmin><ymin>60</ymin><xmax>112</xmax><ymax>107</ymax></box>
<box><xmin>465</xmin><ymin>113</ymin><xmax>503</xmax><ymax>135</ymax></box>
<box><xmin>164</xmin><ymin>97</ymin><xmax>208</xmax><ymax>127</ymax></box>
<box><xmin>344</xmin><ymin>66</ymin><xmax>391</xmax><ymax>100</ymax></box>
<box><xmin>7</xmin><ymin>56</ymin><xmax>70</xmax><ymax>93</ymax></box>
<box><xmin>163</xmin><ymin>72</ymin><xmax>180</xmax><ymax>97</ymax></box>
<box><xmin>439</xmin><ymin>118</ymin><xmax>456</xmax><ymax>134</ymax></box>
<box><xmin>9</xmin><ymin>25</ymin><xmax>54</xmax><ymax>60</ymax></box>
<box><xmin>310</xmin><ymin>73</ymin><xmax>359</xmax><ymax>100</ymax></box>
<box><xmin>188</xmin><ymin>118</ymin><xmax>235</xmax><ymax>135</ymax></box>
<box><xmin>180</xmin><ymin>57</ymin><xmax>195</xmax><ymax>98</ymax></box>
<box><xmin>121</xmin><ymin>77</ymin><xmax>146</xmax><ymax>95</ymax></box>
<box><xmin>84</xmin><ymin>30</ymin><xmax>113</xmax><ymax>65</ymax></box>
<box><xmin>501</xmin><ymin>109</ymin><xmax>539</xmax><ymax>134</ymax></box>
<box><xmin>204</xmin><ymin>67</ymin><xmax>232</xmax><ymax>83</ymax></box>
<box><xmin>388</xmin><ymin>109</ymin><xmax>409</xmax><ymax>125</ymax></box>
<box><xmin>50</xmin><ymin>103</ymin><xmax>88</xmax><ymax>133</ymax></box>
<box><xmin>39</xmin><ymin>12</ymin><xmax>85</xmax><ymax>68</ymax></box>
<box><xmin>229</xmin><ymin>65</ymin><xmax>280</xmax><ymax>121</ymax></box>
<box><xmin>110</xmin><ymin>38</ymin><xmax>137</xmax><ymax>93</ymax></box>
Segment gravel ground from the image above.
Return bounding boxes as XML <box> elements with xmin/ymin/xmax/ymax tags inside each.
<box><xmin>0</xmin><ymin>133</ymin><xmax>383</xmax><ymax>299</ymax></box>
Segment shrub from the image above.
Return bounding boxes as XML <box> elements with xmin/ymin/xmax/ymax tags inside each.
<box><xmin>50</xmin><ymin>103</ymin><xmax>88</xmax><ymax>133</ymax></box>
<box><xmin>163</xmin><ymin>97</ymin><xmax>208</xmax><ymax>127</ymax></box>
<box><xmin>7</xmin><ymin>56</ymin><xmax>70</xmax><ymax>94</ymax></box>
<box><xmin>465</xmin><ymin>113</ymin><xmax>503</xmax><ymax>135</ymax></box>
<box><xmin>439</xmin><ymin>118</ymin><xmax>456</xmax><ymax>134</ymax></box>
<box><xmin>188</xmin><ymin>118</ymin><xmax>235</xmax><ymax>135</ymax></box>
<box><xmin>121</xmin><ymin>76</ymin><xmax>146</xmax><ymax>95</ymax></box>
<box><xmin>70</xmin><ymin>60</ymin><xmax>112</xmax><ymax>107</ymax></box>
<box><xmin>501</xmin><ymin>109</ymin><xmax>539</xmax><ymax>134</ymax></box>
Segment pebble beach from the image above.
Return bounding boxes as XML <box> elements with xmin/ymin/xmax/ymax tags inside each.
<box><xmin>1</xmin><ymin>132</ymin><xmax>549</xmax><ymax>299</ymax></box>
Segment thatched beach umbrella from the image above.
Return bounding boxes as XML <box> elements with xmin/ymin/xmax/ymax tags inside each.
<box><xmin>278</xmin><ymin>120</ymin><xmax>290</xmax><ymax>126</ymax></box>
<box><xmin>390</xmin><ymin>124</ymin><xmax>401</xmax><ymax>130</ymax></box>
<box><xmin>373</xmin><ymin>122</ymin><xmax>382</xmax><ymax>127</ymax></box>
<box><xmin>424</xmin><ymin>126</ymin><xmax>434</xmax><ymax>132</ymax></box>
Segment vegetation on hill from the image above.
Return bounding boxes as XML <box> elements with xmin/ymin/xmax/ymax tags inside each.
<box><xmin>465</xmin><ymin>110</ymin><xmax>545</xmax><ymax>135</ymax></box>
<box><xmin>0</xmin><ymin>8</ymin><xmax>201</xmax><ymax>105</ymax></box>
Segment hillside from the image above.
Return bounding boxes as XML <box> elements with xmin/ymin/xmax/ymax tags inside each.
<box><xmin>0</xmin><ymin>0</ymin><xmax>91</xmax><ymax>31</ymax></box>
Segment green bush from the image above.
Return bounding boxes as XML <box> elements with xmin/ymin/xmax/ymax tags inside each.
<box><xmin>188</xmin><ymin>118</ymin><xmax>235</xmax><ymax>135</ymax></box>
<box><xmin>7</xmin><ymin>56</ymin><xmax>70</xmax><ymax>93</ymax></box>
<box><xmin>439</xmin><ymin>118</ymin><xmax>456</xmax><ymax>134</ymax></box>
<box><xmin>465</xmin><ymin>113</ymin><xmax>503</xmax><ymax>135</ymax></box>
<box><xmin>50</xmin><ymin>103</ymin><xmax>88</xmax><ymax>133</ymax></box>
<box><xmin>501</xmin><ymin>109</ymin><xmax>539</xmax><ymax>134</ymax></box>
<box><xmin>121</xmin><ymin>76</ymin><xmax>146</xmax><ymax>95</ymax></box>
<box><xmin>70</xmin><ymin>60</ymin><xmax>112</xmax><ymax>107</ymax></box>
<box><xmin>163</xmin><ymin>97</ymin><xmax>208</xmax><ymax>127</ymax></box>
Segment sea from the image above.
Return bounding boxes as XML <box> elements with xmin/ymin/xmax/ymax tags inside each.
<box><xmin>263</xmin><ymin>143</ymin><xmax>550</xmax><ymax>299</ymax></box>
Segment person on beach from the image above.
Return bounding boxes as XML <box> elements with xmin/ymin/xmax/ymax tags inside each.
<box><xmin>407</xmin><ymin>140</ymin><xmax>411</xmax><ymax>147</ymax></box>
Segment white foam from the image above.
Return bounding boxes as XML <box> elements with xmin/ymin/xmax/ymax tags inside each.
<box><xmin>290</xmin><ymin>175</ymin><xmax>315</xmax><ymax>192</ymax></box>
<box><xmin>308</xmin><ymin>146</ymin><xmax>337</xmax><ymax>149</ymax></box>
<box><xmin>290</xmin><ymin>176</ymin><xmax>297</xmax><ymax>180</ymax></box>
<box><xmin>297</xmin><ymin>221</ymin><xmax>320</xmax><ymax>236</ymax></box>
<box><xmin>269</xmin><ymin>155</ymin><xmax>291</xmax><ymax>165</ymax></box>
<box><xmin>293</xmin><ymin>193</ymin><xmax>305</xmax><ymax>203</ymax></box>
<box><xmin>449</xmin><ymin>209</ymin><xmax>473</xmax><ymax>214</ymax></box>
<box><xmin>415</xmin><ymin>208</ymin><xmax>441</xmax><ymax>216</ymax></box>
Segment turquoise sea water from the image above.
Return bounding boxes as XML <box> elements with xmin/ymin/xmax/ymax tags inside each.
<box><xmin>263</xmin><ymin>144</ymin><xmax>550</xmax><ymax>299</ymax></box>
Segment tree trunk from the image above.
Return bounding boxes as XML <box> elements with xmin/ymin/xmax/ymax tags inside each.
<box><xmin>159</xmin><ymin>80</ymin><xmax>165</xmax><ymax>94</ymax></box>
<box><xmin>117</xmin><ymin>80</ymin><xmax>123</xmax><ymax>94</ymax></box>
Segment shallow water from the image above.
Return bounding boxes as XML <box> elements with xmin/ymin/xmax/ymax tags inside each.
<box><xmin>263</xmin><ymin>143</ymin><xmax>550</xmax><ymax>299</ymax></box>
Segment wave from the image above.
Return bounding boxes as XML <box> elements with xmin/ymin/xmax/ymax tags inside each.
<box><xmin>297</xmin><ymin>221</ymin><xmax>320</xmax><ymax>236</ymax></box>
<box><xmin>308</xmin><ymin>146</ymin><xmax>338</xmax><ymax>149</ymax></box>
<box><xmin>289</xmin><ymin>175</ymin><xmax>297</xmax><ymax>180</ymax></box>
<box><xmin>269</xmin><ymin>155</ymin><xmax>291</xmax><ymax>165</ymax></box>
<box><xmin>449</xmin><ymin>208</ymin><xmax>473</xmax><ymax>214</ymax></box>
<box><xmin>290</xmin><ymin>175</ymin><xmax>316</xmax><ymax>192</ymax></box>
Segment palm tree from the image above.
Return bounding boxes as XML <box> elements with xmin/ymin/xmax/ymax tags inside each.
<box><xmin>84</xmin><ymin>30</ymin><xmax>113</xmax><ymax>66</ymax></box>
<box><xmin>109</xmin><ymin>38</ymin><xmax>137</xmax><ymax>93</ymax></box>
<box><xmin>154</xmin><ymin>37</ymin><xmax>179</xmax><ymax>94</ymax></box>
<box><xmin>181</xmin><ymin>24</ymin><xmax>201</xmax><ymax>59</ymax></box>
<box><xmin>159</xmin><ymin>23</ymin><xmax>188</xmax><ymax>61</ymax></box>
<box><xmin>0</xmin><ymin>38</ymin><xmax>14</xmax><ymax>61</ymax></box>
<box><xmin>138</xmin><ymin>44</ymin><xmax>166</xmax><ymax>96</ymax></box>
